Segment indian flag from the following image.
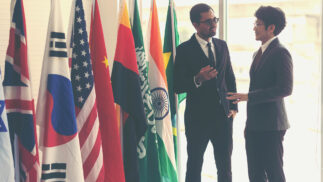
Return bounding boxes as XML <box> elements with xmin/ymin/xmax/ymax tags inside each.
<box><xmin>147</xmin><ymin>0</ymin><xmax>177</xmax><ymax>181</ymax></box>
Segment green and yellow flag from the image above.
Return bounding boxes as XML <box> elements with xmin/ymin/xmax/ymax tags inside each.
<box><xmin>163</xmin><ymin>0</ymin><xmax>186</xmax><ymax>162</ymax></box>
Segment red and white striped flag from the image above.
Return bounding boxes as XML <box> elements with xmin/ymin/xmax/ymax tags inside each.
<box><xmin>70</xmin><ymin>0</ymin><xmax>104</xmax><ymax>181</ymax></box>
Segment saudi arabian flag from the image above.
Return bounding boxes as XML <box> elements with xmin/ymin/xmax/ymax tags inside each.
<box><xmin>163</xmin><ymin>0</ymin><xmax>186</xmax><ymax>162</ymax></box>
<box><xmin>130</xmin><ymin>0</ymin><xmax>161</xmax><ymax>182</ymax></box>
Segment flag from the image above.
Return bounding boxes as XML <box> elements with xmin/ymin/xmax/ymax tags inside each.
<box><xmin>36</xmin><ymin>0</ymin><xmax>84</xmax><ymax>181</ymax></box>
<box><xmin>147</xmin><ymin>0</ymin><xmax>178</xmax><ymax>181</ymax></box>
<box><xmin>163</xmin><ymin>0</ymin><xmax>186</xmax><ymax>162</ymax></box>
<box><xmin>3</xmin><ymin>0</ymin><xmax>40</xmax><ymax>181</ymax></box>
<box><xmin>130</xmin><ymin>0</ymin><xmax>161</xmax><ymax>181</ymax></box>
<box><xmin>70</xmin><ymin>0</ymin><xmax>104</xmax><ymax>181</ymax></box>
<box><xmin>0</xmin><ymin>71</ymin><xmax>15</xmax><ymax>182</ymax></box>
<box><xmin>89</xmin><ymin>0</ymin><xmax>125</xmax><ymax>181</ymax></box>
<box><xmin>111</xmin><ymin>1</ymin><xmax>147</xmax><ymax>181</ymax></box>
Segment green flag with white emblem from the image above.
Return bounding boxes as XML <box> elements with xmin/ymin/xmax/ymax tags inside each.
<box><xmin>130</xmin><ymin>0</ymin><xmax>161</xmax><ymax>181</ymax></box>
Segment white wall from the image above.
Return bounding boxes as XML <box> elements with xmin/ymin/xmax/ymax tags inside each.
<box><xmin>0</xmin><ymin>0</ymin><xmax>119</xmax><ymax>102</ymax></box>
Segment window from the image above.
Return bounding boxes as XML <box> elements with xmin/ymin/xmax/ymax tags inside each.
<box><xmin>0</xmin><ymin>0</ymin><xmax>321</xmax><ymax>181</ymax></box>
<box><xmin>140</xmin><ymin>0</ymin><xmax>322</xmax><ymax>181</ymax></box>
<box><xmin>227</xmin><ymin>0</ymin><xmax>322</xmax><ymax>181</ymax></box>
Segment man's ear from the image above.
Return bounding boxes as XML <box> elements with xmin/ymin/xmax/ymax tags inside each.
<box><xmin>268</xmin><ymin>24</ymin><xmax>276</xmax><ymax>34</ymax></box>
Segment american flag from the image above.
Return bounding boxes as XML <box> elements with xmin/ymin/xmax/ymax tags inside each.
<box><xmin>70</xmin><ymin>0</ymin><xmax>104</xmax><ymax>181</ymax></box>
<box><xmin>3</xmin><ymin>0</ymin><xmax>40</xmax><ymax>181</ymax></box>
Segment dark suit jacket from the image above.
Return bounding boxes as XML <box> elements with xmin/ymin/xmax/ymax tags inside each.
<box><xmin>174</xmin><ymin>34</ymin><xmax>237</xmax><ymax>130</ymax></box>
<box><xmin>247</xmin><ymin>38</ymin><xmax>293</xmax><ymax>131</ymax></box>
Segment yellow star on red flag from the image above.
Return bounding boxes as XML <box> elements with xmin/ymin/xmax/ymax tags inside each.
<box><xmin>102</xmin><ymin>56</ymin><xmax>109</xmax><ymax>68</ymax></box>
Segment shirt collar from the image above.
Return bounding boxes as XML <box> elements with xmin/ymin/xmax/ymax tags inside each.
<box><xmin>195</xmin><ymin>33</ymin><xmax>212</xmax><ymax>47</ymax></box>
<box><xmin>261</xmin><ymin>36</ymin><xmax>277</xmax><ymax>53</ymax></box>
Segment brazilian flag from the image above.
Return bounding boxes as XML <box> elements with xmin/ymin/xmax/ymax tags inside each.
<box><xmin>163</xmin><ymin>0</ymin><xmax>186</xmax><ymax>163</ymax></box>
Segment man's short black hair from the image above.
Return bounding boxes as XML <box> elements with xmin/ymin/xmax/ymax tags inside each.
<box><xmin>255</xmin><ymin>6</ymin><xmax>286</xmax><ymax>36</ymax></box>
<box><xmin>190</xmin><ymin>3</ymin><xmax>214</xmax><ymax>24</ymax></box>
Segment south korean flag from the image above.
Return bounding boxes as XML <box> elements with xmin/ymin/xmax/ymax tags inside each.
<box><xmin>36</xmin><ymin>0</ymin><xmax>84</xmax><ymax>181</ymax></box>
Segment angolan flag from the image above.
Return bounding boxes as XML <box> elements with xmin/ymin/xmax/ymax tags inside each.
<box><xmin>111</xmin><ymin>1</ymin><xmax>147</xmax><ymax>182</ymax></box>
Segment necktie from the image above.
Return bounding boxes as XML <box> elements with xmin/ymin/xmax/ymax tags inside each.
<box><xmin>253</xmin><ymin>48</ymin><xmax>262</xmax><ymax>70</ymax></box>
<box><xmin>207</xmin><ymin>42</ymin><xmax>215</xmax><ymax>67</ymax></box>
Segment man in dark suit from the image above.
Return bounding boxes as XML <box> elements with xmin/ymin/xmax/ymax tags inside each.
<box><xmin>173</xmin><ymin>3</ymin><xmax>237</xmax><ymax>182</ymax></box>
<box><xmin>227</xmin><ymin>6</ymin><xmax>293</xmax><ymax>182</ymax></box>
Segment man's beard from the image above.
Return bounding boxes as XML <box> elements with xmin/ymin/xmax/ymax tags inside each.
<box><xmin>208</xmin><ymin>31</ymin><xmax>216</xmax><ymax>37</ymax></box>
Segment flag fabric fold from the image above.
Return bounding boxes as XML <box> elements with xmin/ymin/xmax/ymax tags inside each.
<box><xmin>0</xmin><ymin>71</ymin><xmax>15</xmax><ymax>182</ymax></box>
<box><xmin>36</xmin><ymin>0</ymin><xmax>84</xmax><ymax>181</ymax></box>
<box><xmin>3</xmin><ymin>0</ymin><xmax>40</xmax><ymax>181</ymax></box>
<box><xmin>111</xmin><ymin>1</ymin><xmax>147</xmax><ymax>181</ymax></box>
<box><xmin>163</xmin><ymin>0</ymin><xmax>186</xmax><ymax>163</ymax></box>
<box><xmin>89</xmin><ymin>0</ymin><xmax>125</xmax><ymax>181</ymax></box>
<box><xmin>147</xmin><ymin>0</ymin><xmax>178</xmax><ymax>181</ymax></box>
<box><xmin>70</xmin><ymin>0</ymin><xmax>104</xmax><ymax>181</ymax></box>
<box><xmin>130</xmin><ymin>0</ymin><xmax>161</xmax><ymax>181</ymax></box>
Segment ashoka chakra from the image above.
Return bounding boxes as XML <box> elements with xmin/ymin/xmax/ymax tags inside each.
<box><xmin>151</xmin><ymin>87</ymin><xmax>169</xmax><ymax>120</ymax></box>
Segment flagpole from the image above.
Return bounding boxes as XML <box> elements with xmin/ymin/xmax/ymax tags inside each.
<box><xmin>66</xmin><ymin>0</ymin><xmax>76</xmax><ymax>64</ymax></box>
<box><xmin>170</xmin><ymin>0</ymin><xmax>181</xmax><ymax>181</ymax></box>
<box><xmin>92</xmin><ymin>0</ymin><xmax>95</xmax><ymax>17</ymax></box>
<box><xmin>14</xmin><ymin>136</ymin><xmax>20</xmax><ymax>181</ymax></box>
<box><xmin>10</xmin><ymin>1</ymin><xmax>21</xmax><ymax>180</ymax></box>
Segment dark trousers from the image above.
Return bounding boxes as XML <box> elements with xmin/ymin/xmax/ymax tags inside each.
<box><xmin>185</xmin><ymin>108</ymin><xmax>233</xmax><ymax>182</ymax></box>
<box><xmin>245</xmin><ymin>130</ymin><xmax>286</xmax><ymax>182</ymax></box>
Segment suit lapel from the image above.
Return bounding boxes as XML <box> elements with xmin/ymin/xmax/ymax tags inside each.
<box><xmin>250</xmin><ymin>52</ymin><xmax>257</xmax><ymax>74</ymax></box>
<box><xmin>190</xmin><ymin>35</ymin><xmax>224</xmax><ymax>71</ymax></box>
<box><xmin>213</xmin><ymin>38</ymin><xmax>223</xmax><ymax>70</ymax></box>
<box><xmin>252</xmin><ymin>38</ymin><xmax>280</xmax><ymax>75</ymax></box>
<box><xmin>190</xmin><ymin>35</ymin><xmax>210</xmax><ymax>66</ymax></box>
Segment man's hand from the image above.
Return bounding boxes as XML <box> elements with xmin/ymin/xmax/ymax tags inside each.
<box><xmin>195</xmin><ymin>65</ymin><xmax>218</xmax><ymax>83</ymax></box>
<box><xmin>226</xmin><ymin>92</ymin><xmax>248</xmax><ymax>104</ymax></box>
<box><xmin>227</xmin><ymin>110</ymin><xmax>237</xmax><ymax>119</ymax></box>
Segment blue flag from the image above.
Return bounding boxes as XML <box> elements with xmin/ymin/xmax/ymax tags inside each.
<box><xmin>0</xmin><ymin>70</ymin><xmax>15</xmax><ymax>182</ymax></box>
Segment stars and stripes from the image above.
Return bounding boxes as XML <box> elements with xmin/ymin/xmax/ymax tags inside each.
<box><xmin>70</xmin><ymin>0</ymin><xmax>104</xmax><ymax>181</ymax></box>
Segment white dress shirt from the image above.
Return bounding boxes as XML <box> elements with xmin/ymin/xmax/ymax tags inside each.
<box><xmin>260</xmin><ymin>36</ymin><xmax>277</xmax><ymax>53</ymax></box>
<box><xmin>195</xmin><ymin>33</ymin><xmax>217</xmax><ymax>65</ymax></box>
<box><xmin>194</xmin><ymin>33</ymin><xmax>217</xmax><ymax>87</ymax></box>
